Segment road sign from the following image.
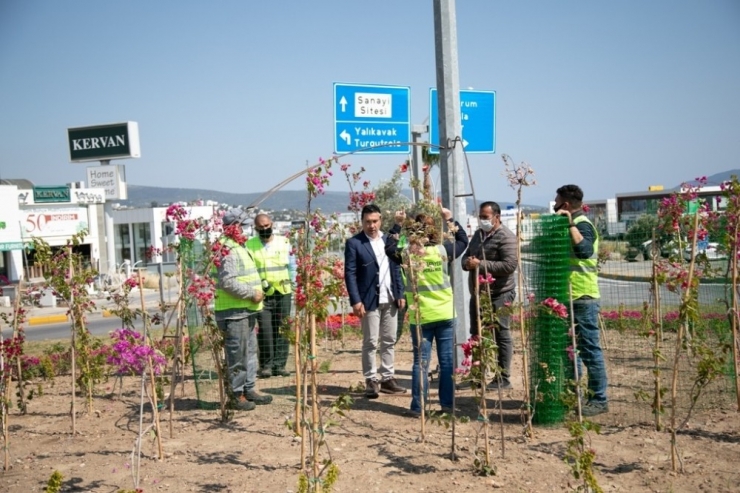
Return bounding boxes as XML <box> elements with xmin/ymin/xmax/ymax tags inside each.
<box><xmin>429</xmin><ymin>89</ymin><xmax>495</xmax><ymax>154</ymax></box>
<box><xmin>334</xmin><ymin>83</ymin><xmax>410</xmax><ymax>154</ymax></box>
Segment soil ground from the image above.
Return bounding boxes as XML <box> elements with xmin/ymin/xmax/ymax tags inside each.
<box><xmin>2</xmin><ymin>333</ymin><xmax>739</xmax><ymax>493</ymax></box>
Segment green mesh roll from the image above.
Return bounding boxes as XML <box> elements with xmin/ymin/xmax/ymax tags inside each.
<box><xmin>182</xmin><ymin>239</ymin><xmax>222</xmax><ymax>410</ymax></box>
<box><xmin>527</xmin><ymin>215</ymin><xmax>571</xmax><ymax>425</ymax></box>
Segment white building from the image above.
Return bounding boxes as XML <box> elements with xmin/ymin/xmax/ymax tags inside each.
<box><xmin>111</xmin><ymin>205</ymin><xmax>219</xmax><ymax>269</ymax></box>
<box><xmin>0</xmin><ymin>182</ymin><xmax>106</xmax><ymax>282</ymax></box>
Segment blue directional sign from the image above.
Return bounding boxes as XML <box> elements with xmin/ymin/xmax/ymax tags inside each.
<box><xmin>334</xmin><ymin>83</ymin><xmax>410</xmax><ymax>154</ymax></box>
<box><xmin>429</xmin><ymin>89</ymin><xmax>496</xmax><ymax>154</ymax></box>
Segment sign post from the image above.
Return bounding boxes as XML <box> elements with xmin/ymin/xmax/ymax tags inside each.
<box><xmin>429</xmin><ymin>89</ymin><xmax>496</xmax><ymax>154</ymax></box>
<box><xmin>68</xmin><ymin>122</ymin><xmax>139</xmax><ymax>273</ymax></box>
<box><xmin>334</xmin><ymin>83</ymin><xmax>410</xmax><ymax>154</ymax></box>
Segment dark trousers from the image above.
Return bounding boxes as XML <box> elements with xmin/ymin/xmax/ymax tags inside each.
<box><xmin>257</xmin><ymin>292</ymin><xmax>291</xmax><ymax>371</ymax></box>
<box><xmin>469</xmin><ymin>289</ymin><xmax>516</xmax><ymax>382</ymax></box>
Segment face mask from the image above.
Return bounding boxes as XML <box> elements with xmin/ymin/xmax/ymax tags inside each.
<box><xmin>479</xmin><ymin>219</ymin><xmax>493</xmax><ymax>232</ymax></box>
<box><xmin>258</xmin><ymin>227</ymin><xmax>272</xmax><ymax>239</ymax></box>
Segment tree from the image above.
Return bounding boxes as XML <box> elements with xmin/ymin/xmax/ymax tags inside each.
<box><xmin>372</xmin><ymin>169</ymin><xmax>410</xmax><ymax>231</ymax></box>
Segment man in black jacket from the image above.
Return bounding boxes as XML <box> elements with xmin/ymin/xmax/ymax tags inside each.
<box><xmin>461</xmin><ymin>201</ymin><xmax>518</xmax><ymax>389</ymax></box>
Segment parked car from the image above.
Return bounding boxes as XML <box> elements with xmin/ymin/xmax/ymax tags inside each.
<box><xmin>683</xmin><ymin>242</ymin><xmax>725</xmax><ymax>261</ymax></box>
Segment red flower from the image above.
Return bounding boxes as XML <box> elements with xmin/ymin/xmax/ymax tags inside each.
<box><xmin>399</xmin><ymin>163</ymin><xmax>409</xmax><ymax>173</ymax></box>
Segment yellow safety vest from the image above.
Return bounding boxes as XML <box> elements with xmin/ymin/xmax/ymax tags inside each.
<box><xmin>215</xmin><ymin>238</ymin><xmax>263</xmax><ymax>312</ymax></box>
<box><xmin>570</xmin><ymin>215</ymin><xmax>600</xmax><ymax>300</ymax></box>
<box><xmin>405</xmin><ymin>245</ymin><xmax>454</xmax><ymax>325</ymax></box>
<box><xmin>246</xmin><ymin>235</ymin><xmax>292</xmax><ymax>295</ymax></box>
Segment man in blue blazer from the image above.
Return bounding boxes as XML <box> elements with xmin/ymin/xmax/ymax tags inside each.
<box><xmin>344</xmin><ymin>204</ymin><xmax>407</xmax><ymax>398</ymax></box>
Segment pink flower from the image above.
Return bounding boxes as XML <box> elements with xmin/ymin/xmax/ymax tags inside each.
<box><xmin>478</xmin><ymin>273</ymin><xmax>495</xmax><ymax>285</ymax></box>
<box><xmin>542</xmin><ymin>297</ymin><xmax>568</xmax><ymax>318</ymax></box>
<box><xmin>566</xmin><ymin>345</ymin><xmax>576</xmax><ymax>361</ymax></box>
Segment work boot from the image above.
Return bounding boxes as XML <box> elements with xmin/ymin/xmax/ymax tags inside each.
<box><xmin>581</xmin><ymin>401</ymin><xmax>608</xmax><ymax>417</ymax></box>
<box><xmin>272</xmin><ymin>368</ymin><xmax>290</xmax><ymax>377</ymax></box>
<box><xmin>243</xmin><ymin>388</ymin><xmax>273</xmax><ymax>405</ymax></box>
<box><xmin>230</xmin><ymin>392</ymin><xmax>256</xmax><ymax>411</ymax></box>
<box><xmin>365</xmin><ymin>378</ymin><xmax>379</xmax><ymax>399</ymax></box>
<box><xmin>380</xmin><ymin>378</ymin><xmax>407</xmax><ymax>394</ymax></box>
<box><xmin>257</xmin><ymin>368</ymin><xmax>272</xmax><ymax>379</ymax></box>
<box><xmin>486</xmin><ymin>378</ymin><xmax>512</xmax><ymax>390</ymax></box>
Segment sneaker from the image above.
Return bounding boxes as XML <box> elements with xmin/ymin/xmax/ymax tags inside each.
<box><xmin>380</xmin><ymin>378</ymin><xmax>407</xmax><ymax>394</ymax></box>
<box><xmin>243</xmin><ymin>389</ymin><xmax>273</xmax><ymax>405</ymax></box>
<box><xmin>404</xmin><ymin>408</ymin><xmax>421</xmax><ymax>418</ymax></box>
<box><xmin>230</xmin><ymin>393</ymin><xmax>256</xmax><ymax>411</ymax></box>
<box><xmin>272</xmin><ymin>368</ymin><xmax>290</xmax><ymax>377</ymax></box>
<box><xmin>486</xmin><ymin>379</ymin><xmax>512</xmax><ymax>390</ymax></box>
<box><xmin>439</xmin><ymin>406</ymin><xmax>460</xmax><ymax>414</ymax></box>
<box><xmin>257</xmin><ymin>368</ymin><xmax>272</xmax><ymax>379</ymax></box>
<box><xmin>365</xmin><ymin>379</ymin><xmax>380</xmax><ymax>399</ymax></box>
<box><xmin>581</xmin><ymin>401</ymin><xmax>608</xmax><ymax>417</ymax></box>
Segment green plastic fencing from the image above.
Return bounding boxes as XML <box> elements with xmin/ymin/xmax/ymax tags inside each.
<box><xmin>527</xmin><ymin>214</ymin><xmax>572</xmax><ymax>426</ymax></box>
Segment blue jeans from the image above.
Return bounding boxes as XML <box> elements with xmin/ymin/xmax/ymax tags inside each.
<box><xmin>410</xmin><ymin>319</ymin><xmax>455</xmax><ymax>412</ymax></box>
<box><xmin>571</xmin><ymin>298</ymin><xmax>607</xmax><ymax>403</ymax></box>
<box><xmin>217</xmin><ymin>313</ymin><xmax>258</xmax><ymax>393</ymax></box>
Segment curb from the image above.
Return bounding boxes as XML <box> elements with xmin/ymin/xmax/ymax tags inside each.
<box><xmin>28</xmin><ymin>314</ymin><xmax>68</xmax><ymax>326</ymax></box>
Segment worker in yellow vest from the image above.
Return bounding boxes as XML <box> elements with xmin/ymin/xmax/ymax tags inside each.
<box><xmin>386</xmin><ymin>209</ymin><xmax>468</xmax><ymax>415</ymax></box>
<box><xmin>554</xmin><ymin>184</ymin><xmax>608</xmax><ymax>417</ymax></box>
<box><xmin>215</xmin><ymin>208</ymin><xmax>273</xmax><ymax>411</ymax></box>
<box><xmin>247</xmin><ymin>213</ymin><xmax>295</xmax><ymax>378</ymax></box>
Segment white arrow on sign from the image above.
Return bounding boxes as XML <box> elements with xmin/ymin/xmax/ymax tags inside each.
<box><xmin>340</xmin><ymin>130</ymin><xmax>351</xmax><ymax>145</ymax></box>
<box><xmin>463</xmin><ymin>139</ymin><xmax>469</xmax><ymax>148</ymax></box>
<box><xmin>339</xmin><ymin>96</ymin><xmax>348</xmax><ymax>113</ymax></box>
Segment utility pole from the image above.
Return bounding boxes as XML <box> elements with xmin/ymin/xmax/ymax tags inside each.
<box><xmin>434</xmin><ymin>0</ymin><xmax>469</xmax><ymax>363</ymax></box>
<box><xmin>410</xmin><ymin>124</ymin><xmax>427</xmax><ymax>203</ymax></box>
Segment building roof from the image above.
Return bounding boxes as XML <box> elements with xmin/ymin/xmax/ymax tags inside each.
<box><xmin>0</xmin><ymin>178</ymin><xmax>34</xmax><ymax>189</ymax></box>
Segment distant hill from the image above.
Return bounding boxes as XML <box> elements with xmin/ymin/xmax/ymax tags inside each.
<box><xmin>120</xmin><ymin>185</ymin><xmax>547</xmax><ymax>214</ymax></box>
<box><xmin>678</xmin><ymin>169</ymin><xmax>740</xmax><ymax>188</ymax></box>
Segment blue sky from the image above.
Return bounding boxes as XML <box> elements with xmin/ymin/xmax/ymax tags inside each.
<box><xmin>1</xmin><ymin>1</ymin><xmax>738</xmax><ymax>206</ymax></box>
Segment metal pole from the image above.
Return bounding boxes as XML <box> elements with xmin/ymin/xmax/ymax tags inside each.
<box><xmin>434</xmin><ymin>0</ymin><xmax>468</xmax><ymax>365</ymax></box>
<box><xmin>100</xmin><ymin>159</ymin><xmax>116</xmax><ymax>273</ymax></box>
<box><xmin>410</xmin><ymin>124</ymin><xmax>427</xmax><ymax>204</ymax></box>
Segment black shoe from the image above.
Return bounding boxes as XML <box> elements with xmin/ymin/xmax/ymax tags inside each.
<box><xmin>257</xmin><ymin>368</ymin><xmax>272</xmax><ymax>379</ymax></box>
<box><xmin>230</xmin><ymin>393</ymin><xmax>256</xmax><ymax>411</ymax></box>
<box><xmin>380</xmin><ymin>378</ymin><xmax>407</xmax><ymax>394</ymax></box>
<box><xmin>243</xmin><ymin>389</ymin><xmax>273</xmax><ymax>405</ymax></box>
<box><xmin>272</xmin><ymin>368</ymin><xmax>290</xmax><ymax>377</ymax></box>
<box><xmin>581</xmin><ymin>401</ymin><xmax>608</xmax><ymax>417</ymax></box>
<box><xmin>486</xmin><ymin>379</ymin><xmax>512</xmax><ymax>390</ymax></box>
<box><xmin>365</xmin><ymin>379</ymin><xmax>379</xmax><ymax>399</ymax></box>
<box><xmin>456</xmin><ymin>381</ymin><xmax>482</xmax><ymax>391</ymax></box>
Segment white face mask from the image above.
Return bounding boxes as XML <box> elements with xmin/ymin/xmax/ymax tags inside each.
<box><xmin>479</xmin><ymin>219</ymin><xmax>493</xmax><ymax>232</ymax></box>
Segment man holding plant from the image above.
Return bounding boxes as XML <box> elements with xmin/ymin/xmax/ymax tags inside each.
<box><xmin>344</xmin><ymin>204</ymin><xmax>407</xmax><ymax>398</ymax></box>
<box><xmin>554</xmin><ymin>184</ymin><xmax>608</xmax><ymax>417</ymax></box>
<box><xmin>461</xmin><ymin>201</ymin><xmax>518</xmax><ymax>390</ymax></box>
<box><xmin>215</xmin><ymin>208</ymin><xmax>273</xmax><ymax>411</ymax></box>
<box><xmin>248</xmin><ymin>213</ymin><xmax>296</xmax><ymax>379</ymax></box>
<box><xmin>387</xmin><ymin>209</ymin><xmax>468</xmax><ymax>414</ymax></box>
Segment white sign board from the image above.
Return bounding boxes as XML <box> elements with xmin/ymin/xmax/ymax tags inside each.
<box><xmin>0</xmin><ymin>186</ymin><xmax>23</xmax><ymax>250</ymax></box>
<box><xmin>86</xmin><ymin>165</ymin><xmax>128</xmax><ymax>200</ymax></box>
<box><xmin>22</xmin><ymin>207</ymin><xmax>89</xmax><ymax>237</ymax></box>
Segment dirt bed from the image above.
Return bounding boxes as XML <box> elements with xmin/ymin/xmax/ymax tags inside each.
<box><xmin>2</xmin><ymin>334</ymin><xmax>738</xmax><ymax>492</ymax></box>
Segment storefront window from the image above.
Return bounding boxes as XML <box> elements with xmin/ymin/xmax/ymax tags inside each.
<box><xmin>132</xmin><ymin>223</ymin><xmax>151</xmax><ymax>266</ymax></box>
<box><xmin>115</xmin><ymin>224</ymin><xmax>131</xmax><ymax>267</ymax></box>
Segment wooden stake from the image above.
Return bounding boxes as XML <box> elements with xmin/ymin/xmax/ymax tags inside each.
<box><xmin>137</xmin><ymin>270</ymin><xmax>164</xmax><ymax>460</ymax></box>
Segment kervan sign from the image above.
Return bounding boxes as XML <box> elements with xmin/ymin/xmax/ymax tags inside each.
<box><xmin>33</xmin><ymin>186</ymin><xmax>71</xmax><ymax>203</ymax></box>
<box><xmin>67</xmin><ymin>122</ymin><xmax>141</xmax><ymax>162</ymax></box>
